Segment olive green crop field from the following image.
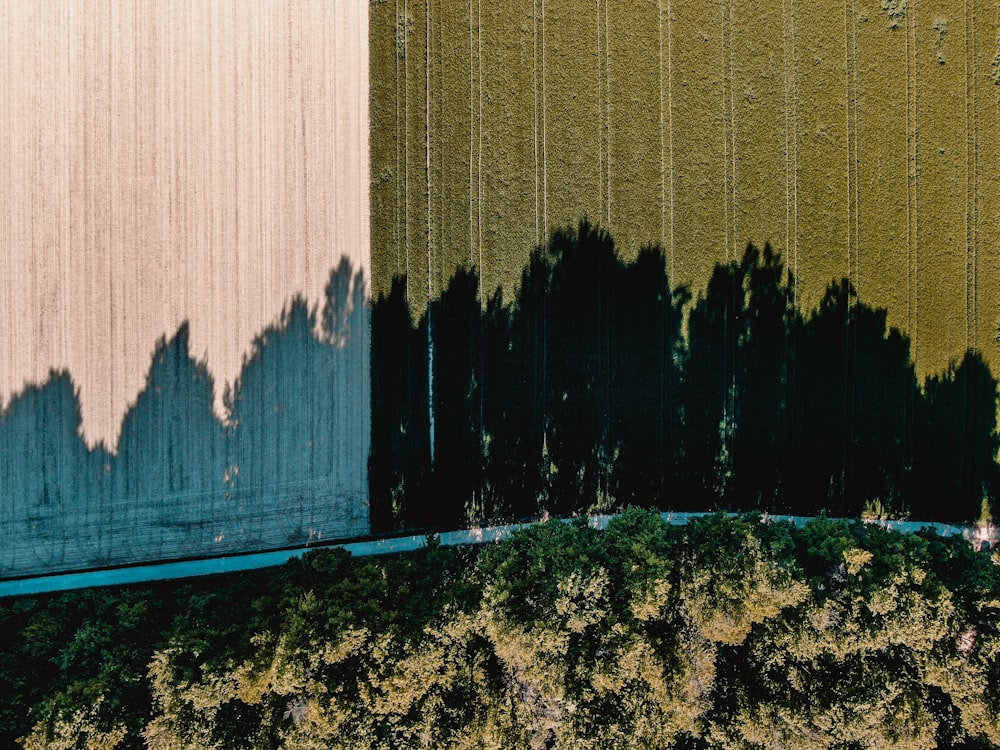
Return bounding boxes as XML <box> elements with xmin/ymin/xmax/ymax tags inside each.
<box><xmin>370</xmin><ymin>0</ymin><xmax>1000</xmax><ymax>383</ymax></box>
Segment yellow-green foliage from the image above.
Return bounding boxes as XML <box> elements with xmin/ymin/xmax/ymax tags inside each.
<box><xmin>8</xmin><ymin>511</ymin><xmax>1000</xmax><ymax>749</ymax></box>
<box><xmin>20</xmin><ymin>698</ymin><xmax>127</xmax><ymax>750</ymax></box>
<box><xmin>679</xmin><ymin>515</ymin><xmax>810</xmax><ymax>646</ymax></box>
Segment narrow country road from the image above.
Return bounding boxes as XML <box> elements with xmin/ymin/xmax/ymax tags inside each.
<box><xmin>0</xmin><ymin>512</ymin><xmax>986</xmax><ymax>599</ymax></box>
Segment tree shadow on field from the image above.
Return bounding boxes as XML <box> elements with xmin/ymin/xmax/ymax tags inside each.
<box><xmin>370</xmin><ymin>220</ymin><xmax>1000</xmax><ymax>528</ymax></box>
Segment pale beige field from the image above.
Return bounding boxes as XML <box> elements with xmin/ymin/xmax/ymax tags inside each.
<box><xmin>2</xmin><ymin>1</ymin><xmax>996</xmax><ymax>450</ymax></box>
<box><xmin>1</xmin><ymin>0</ymin><xmax>370</xmax><ymax>448</ymax></box>
<box><xmin>370</xmin><ymin>0</ymin><xmax>1000</xmax><ymax>384</ymax></box>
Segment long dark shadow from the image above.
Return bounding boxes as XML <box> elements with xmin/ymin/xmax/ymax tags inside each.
<box><xmin>0</xmin><ymin>260</ymin><xmax>369</xmax><ymax>580</ymax></box>
<box><xmin>371</xmin><ymin>220</ymin><xmax>1000</xmax><ymax>528</ymax></box>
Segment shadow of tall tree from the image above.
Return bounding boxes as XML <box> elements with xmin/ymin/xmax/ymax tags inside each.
<box><xmin>225</xmin><ymin>261</ymin><xmax>369</xmax><ymax>545</ymax></box>
<box><xmin>427</xmin><ymin>268</ymin><xmax>483</xmax><ymax>529</ymax></box>
<box><xmin>608</xmin><ymin>244</ymin><xmax>688</xmax><ymax>508</ymax></box>
<box><xmin>1</xmin><ymin>225</ymin><xmax>996</xmax><ymax>580</ymax></box>
<box><xmin>116</xmin><ymin>323</ymin><xmax>226</xmax><ymax>553</ymax></box>
<box><xmin>371</xmin><ymin>221</ymin><xmax>688</xmax><ymax>526</ymax></box>
<box><xmin>320</xmin><ymin>259</ymin><xmax>371</xmax><ymax>522</ymax></box>
<box><xmin>486</xmin><ymin>250</ymin><xmax>552</xmax><ymax>520</ymax></box>
<box><xmin>683</xmin><ymin>256</ymin><xmax>741</xmax><ymax>507</ymax></box>
<box><xmin>225</xmin><ymin>298</ymin><xmax>327</xmax><ymax>535</ymax></box>
<box><xmin>479</xmin><ymin>286</ymin><xmax>518</xmax><ymax>521</ymax></box>
<box><xmin>914</xmin><ymin>350</ymin><xmax>999</xmax><ymax>522</ymax></box>
<box><xmin>733</xmin><ymin>245</ymin><xmax>797</xmax><ymax>510</ymax></box>
<box><xmin>684</xmin><ymin>244</ymin><xmax>796</xmax><ymax>511</ymax></box>
<box><xmin>370</xmin><ymin>222</ymin><xmax>997</xmax><ymax>526</ymax></box>
<box><xmin>789</xmin><ymin>281</ymin><xmax>854</xmax><ymax>514</ymax></box>
<box><xmin>369</xmin><ymin>277</ymin><xmax>430</xmax><ymax>532</ymax></box>
<box><xmin>843</xmin><ymin>298</ymin><xmax>917</xmax><ymax>516</ymax></box>
<box><xmin>0</xmin><ymin>373</ymin><xmax>109</xmax><ymax>571</ymax></box>
<box><xmin>1</xmin><ymin>260</ymin><xmax>369</xmax><ymax>577</ymax></box>
<box><xmin>791</xmin><ymin>281</ymin><xmax>918</xmax><ymax>517</ymax></box>
<box><xmin>544</xmin><ymin>222</ymin><xmax>623</xmax><ymax>514</ymax></box>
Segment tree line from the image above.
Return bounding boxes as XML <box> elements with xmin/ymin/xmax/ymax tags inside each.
<box><xmin>371</xmin><ymin>220</ymin><xmax>1000</xmax><ymax>529</ymax></box>
<box><xmin>5</xmin><ymin>510</ymin><xmax>1000</xmax><ymax>748</ymax></box>
<box><xmin>0</xmin><ymin>260</ymin><xmax>369</xmax><ymax>578</ymax></box>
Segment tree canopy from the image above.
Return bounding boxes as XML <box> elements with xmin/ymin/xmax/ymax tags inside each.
<box><xmin>3</xmin><ymin>511</ymin><xmax>1000</xmax><ymax>749</ymax></box>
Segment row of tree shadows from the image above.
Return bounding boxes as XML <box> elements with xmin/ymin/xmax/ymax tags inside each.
<box><xmin>1</xmin><ymin>223</ymin><xmax>996</xmax><ymax>570</ymax></box>
<box><xmin>0</xmin><ymin>260</ymin><xmax>368</xmax><ymax>574</ymax></box>
<box><xmin>372</xmin><ymin>220</ymin><xmax>1000</xmax><ymax>531</ymax></box>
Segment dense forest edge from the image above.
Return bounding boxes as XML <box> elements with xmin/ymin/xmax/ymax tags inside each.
<box><xmin>0</xmin><ymin>510</ymin><xmax>998</xmax><ymax>748</ymax></box>
<box><xmin>2</xmin><ymin>226</ymin><xmax>1000</xmax><ymax>747</ymax></box>
<box><xmin>372</xmin><ymin>220</ymin><xmax>1000</xmax><ymax>530</ymax></box>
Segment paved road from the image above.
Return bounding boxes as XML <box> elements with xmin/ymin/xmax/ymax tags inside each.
<box><xmin>0</xmin><ymin>512</ymin><xmax>980</xmax><ymax>599</ymax></box>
